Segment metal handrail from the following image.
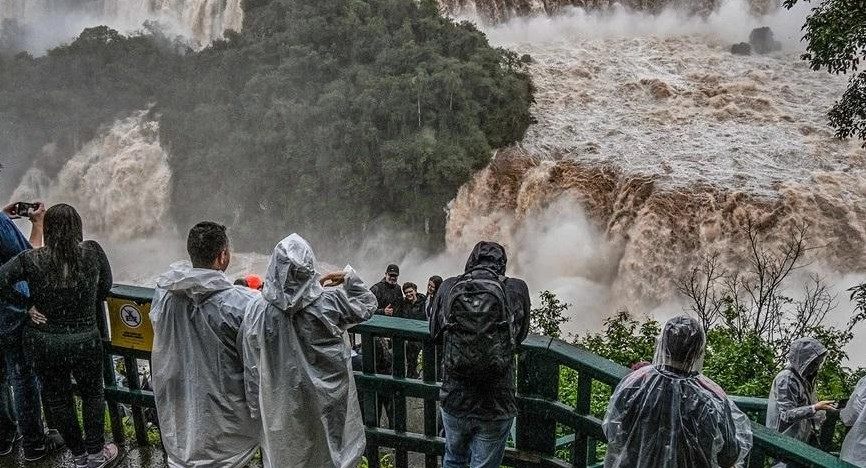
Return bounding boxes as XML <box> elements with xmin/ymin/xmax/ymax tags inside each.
<box><xmin>101</xmin><ymin>285</ymin><xmax>857</xmax><ymax>468</ymax></box>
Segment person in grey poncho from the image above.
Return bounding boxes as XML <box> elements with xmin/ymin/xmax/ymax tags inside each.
<box><xmin>841</xmin><ymin>376</ymin><xmax>866</xmax><ymax>467</ymax></box>
<box><xmin>150</xmin><ymin>222</ymin><xmax>260</xmax><ymax>468</ymax></box>
<box><xmin>603</xmin><ymin>316</ymin><xmax>752</xmax><ymax>468</ymax></box>
<box><xmin>766</xmin><ymin>337</ymin><xmax>837</xmax><ymax>467</ymax></box>
<box><xmin>241</xmin><ymin>234</ymin><xmax>377</xmax><ymax>468</ymax></box>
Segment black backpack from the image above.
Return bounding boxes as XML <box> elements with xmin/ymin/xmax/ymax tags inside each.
<box><xmin>443</xmin><ymin>267</ymin><xmax>515</xmax><ymax>384</ymax></box>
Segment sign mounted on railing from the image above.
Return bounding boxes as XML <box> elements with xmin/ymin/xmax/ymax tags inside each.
<box><xmin>107</xmin><ymin>297</ymin><xmax>154</xmax><ymax>352</ymax></box>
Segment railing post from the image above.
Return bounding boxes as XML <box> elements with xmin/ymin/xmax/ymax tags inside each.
<box><xmin>422</xmin><ymin>338</ymin><xmax>439</xmax><ymax>468</ymax></box>
<box><xmin>361</xmin><ymin>333</ymin><xmax>380</xmax><ymax>468</ymax></box>
<box><xmin>102</xmin><ymin>343</ymin><xmax>125</xmax><ymax>445</ymax></box>
<box><xmin>123</xmin><ymin>355</ymin><xmax>149</xmax><ymax>446</ymax></box>
<box><xmin>516</xmin><ymin>343</ymin><xmax>558</xmax><ymax>460</ymax></box>
<box><xmin>392</xmin><ymin>337</ymin><xmax>408</xmax><ymax>468</ymax></box>
<box><xmin>573</xmin><ymin>372</ymin><xmax>593</xmax><ymax>468</ymax></box>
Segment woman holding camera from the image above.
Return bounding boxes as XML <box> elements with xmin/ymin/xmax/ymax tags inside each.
<box><xmin>0</xmin><ymin>204</ymin><xmax>117</xmax><ymax>468</ymax></box>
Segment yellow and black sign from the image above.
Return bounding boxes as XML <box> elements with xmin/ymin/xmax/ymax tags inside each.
<box><xmin>107</xmin><ymin>298</ymin><xmax>154</xmax><ymax>352</ymax></box>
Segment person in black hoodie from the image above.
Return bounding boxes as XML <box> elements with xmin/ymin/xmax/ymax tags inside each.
<box><xmin>430</xmin><ymin>241</ymin><xmax>530</xmax><ymax>468</ymax></box>
<box><xmin>370</xmin><ymin>264</ymin><xmax>403</xmax><ymax>317</ymax></box>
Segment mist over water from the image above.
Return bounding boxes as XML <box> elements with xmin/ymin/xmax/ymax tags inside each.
<box><xmin>0</xmin><ymin>0</ymin><xmax>241</xmax><ymax>53</ymax></box>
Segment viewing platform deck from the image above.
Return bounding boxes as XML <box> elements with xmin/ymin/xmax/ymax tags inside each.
<box><xmin>23</xmin><ymin>284</ymin><xmax>853</xmax><ymax>468</ymax></box>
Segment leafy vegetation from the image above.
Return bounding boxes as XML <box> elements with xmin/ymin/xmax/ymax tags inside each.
<box><xmin>784</xmin><ymin>0</ymin><xmax>866</xmax><ymax>145</ymax></box>
<box><xmin>0</xmin><ymin>24</ymin><xmax>184</xmax><ymax>192</ymax></box>
<box><xmin>529</xmin><ymin>290</ymin><xmax>570</xmax><ymax>339</ymax></box>
<box><xmin>0</xmin><ymin>0</ymin><xmax>533</xmax><ymax>254</ymax></box>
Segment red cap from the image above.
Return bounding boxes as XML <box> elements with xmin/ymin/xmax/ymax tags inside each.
<box><xmin>245</xmin><ymin>274</ymin><xmax>264</xmax><ymax>291</ymax></box>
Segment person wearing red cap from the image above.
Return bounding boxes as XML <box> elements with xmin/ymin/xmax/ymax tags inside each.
<box><xmin>245</xmin><ymin>275</ymin><xmax>263</xmax><ymax>291</ymax></box>
<box><xmin>234</xmin><ymin>275</ymin><xmax>264</xmax><ymax>291</ymax></box>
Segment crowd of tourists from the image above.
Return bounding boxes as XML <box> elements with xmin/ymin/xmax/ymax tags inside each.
<box><xmin>0</xmin><ymin>202</ymin><xmax>865</xmax><ymax>468</ymax></box>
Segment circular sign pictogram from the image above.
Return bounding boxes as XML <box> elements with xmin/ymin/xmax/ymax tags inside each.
<box><xmin>120</xmin><ymin>304</ymin><xmax>143</xmax><ymax>329</ymax></box>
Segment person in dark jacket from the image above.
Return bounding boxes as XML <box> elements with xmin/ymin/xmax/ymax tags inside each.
<box><xmin>424</xmin><ymin>275</ymin><xmax>443</xmax><ymax>319</ymax></box>
<box><xmin>400</xmin><ymin>282</ymin><xmax>426</xmax><ymax>378</ymax></box>
<box><xmin>430</xmin><ymin>241</ymin><xmax>531</xmax><ymax>468</ymax></box>
<box><xmin>370</xmin><ymin>264</ymin><xmax>403</xmax><ymax>317</ymax></box>
<box><xmin>0</xmin><ymin>204</ymin><xmax>117</xmax><ymax>468</ymax></box>
<box><xmin>603</xmin><ymin>316</ymin><xmax>752</xmax><ymax>468</ymax></box>
<box><xmin>368</xmin><ymin>264</ymin><xmax>403</xmax><ymax>428</ymax></box>
<box><xmin>401</xmin><ymin>282</ymin><xmax>426</xmax><ymax>321</ymax></box>
<box><xmin>0</xmin><ymin>202</ymin><xmax>63</xmax><ymax>461</ymax></box>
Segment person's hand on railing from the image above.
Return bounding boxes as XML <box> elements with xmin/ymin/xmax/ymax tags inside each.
<box><xmin>320</xmin><ymin>271</ymin><xmax>347</xmax><ymax>287</ymax></box>
<box><xmin>28</xmin><ymin>307</ymin><xmax>47</xmax><ymax>325</ymax></box>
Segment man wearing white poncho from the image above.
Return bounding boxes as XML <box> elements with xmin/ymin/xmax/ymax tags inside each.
<box><xmin>241</xmin><ymin>234</ymin><xmax>377</xmax><ymax>468</ymax></box>
<box><xmin>602</xmin><ymin>316</ymin><xmax>753</xmax><ymax>468</ymax></box>
<box><xmin>151</xmin><ymin>222</ymin><xmax>259</xmax><ymax>468</ymax></box>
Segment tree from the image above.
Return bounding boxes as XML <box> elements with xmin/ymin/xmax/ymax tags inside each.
<box><xmin>676</xmin><ymin>221</ymin><xmax>843</xmax><ymax>362</ymax></box>
<box><xmin>0</xmin><ymin>1</ymin><xmax>534</xmax><ymax>256</ymax></box>
<box><xmin>158</xmin><ymin>0</ymin><xmax>535</xmax><ymax>254</ymax></box>
<box><xmin>530</xmin><ymin>290</ymin><xmax>570</xmax><ymax>339</ymax></box>
<box><xmin>784</xmin><ymin>0</ymin><xmax>866</xmax><ymax>144</ymax></box>
<box><xmin>579</xmin><ymin>311</ymin><xmax>659</xmax><ymax>369</ymax></box>
<box><xmin>675</xmin><ymin>220</ymin><xmax>864</xmax><ymax>400</ymax></box>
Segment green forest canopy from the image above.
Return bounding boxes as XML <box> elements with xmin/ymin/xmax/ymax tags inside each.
<box><xmin>0</xmin><ymin>0</ymin><xmax>534</xmax><ymax>254</ymax></box>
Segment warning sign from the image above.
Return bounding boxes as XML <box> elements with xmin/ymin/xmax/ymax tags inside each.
<box><xmin>107</xmin><ymin>298</ymin><xmax>154</xmax><ymax>352</ymax></box>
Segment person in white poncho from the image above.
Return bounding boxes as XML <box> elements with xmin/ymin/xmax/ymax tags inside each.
<box><xmin>241</xmin><ymin>234</ymin><xmax>377</xmax><ymax>468</ymax></box>
<box><xmin>602</xmin><ymin>316</ymin><xmax>753</xmax><ymax>468</ymax></box>
<box><xmin>842</xmin><ymin>376</ymin><xmax>866</xmax><ymax>467</ymax></box>
<box><xmin>150</xmin><ymin>221</ymin><xmax>260</xmax><ymax>468</ymax></box>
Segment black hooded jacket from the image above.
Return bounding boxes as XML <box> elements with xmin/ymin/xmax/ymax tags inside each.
<box><xmin>370</xmin><ymin>279</ymin><xmax>404</xmax><ymax>317</ymax></box>
<box><xmin>430</xmin><ymin>241</ymin><xmax>531</xmax><ymax>420</ymax></box>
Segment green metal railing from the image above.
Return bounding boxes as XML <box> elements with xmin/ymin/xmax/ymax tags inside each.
<box><xmin>101</xmin><ymin>285</ymin><xmax>856</xmax><ymax>468</ymax></box>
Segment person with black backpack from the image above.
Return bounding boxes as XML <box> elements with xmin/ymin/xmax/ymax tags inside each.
<box><xmin>429</xmin><ymin>241</ymin><xmax>530</xmax><ymax>468</ymax></box>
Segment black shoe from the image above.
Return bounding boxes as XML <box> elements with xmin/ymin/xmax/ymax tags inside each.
<box><xmin>0</xmin><ymin>433</ymin><xmax>22</xmax><ymax>456</ymax></box>
<box><xmin>23</xmin><ymin>436</ymin><xmax>64</xmax><ymax>462</ymax></box>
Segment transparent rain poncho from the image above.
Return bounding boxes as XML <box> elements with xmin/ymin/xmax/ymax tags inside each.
<box><xmin>241</xmin><ymin>234</ymin><xmax>377</xmax><ymax>468</ymax></box>
<box><xmin>603</xmin><ymin>316</ymin><xmax>753</xmax><ymax>468</ymax></box>
<box><xmin>841</xmin><ymin>376</ymin><xmax>866</xmax><ymax>466</ymax></box>
<box><xmin>766</xmin><ymin>337</ymin><xmax>828</xmax><ymax>455</ymax></box>
<box><xmin>150</xmin><ymin>262</ymin><xmax>260</xmax><ymax>468</ymax></box>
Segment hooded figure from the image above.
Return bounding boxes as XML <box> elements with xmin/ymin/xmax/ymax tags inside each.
<box><xmin>766</xmin><ymin>337</ymin><xmax>828</xmax><ymax>455</ymax></box>
<box><xmin>603</xmin><ymin>316</ymin><xmax>753</xmax><ymax>468</ymax></box>
<box><xmin>841</xmin><ymin>376</ymin><xmax>866</xmax><ymax>467</ymax></box>
<box><xmin>150</xmin><ymin>262</ymin><xmax>259</xmax><ymax>468</ymax></box>
<box><xmin>430</xmin><ymin>241</ymin><xmax>531</xmax><ymax>420</ymax></box>
<box><xmin>241</xmin><ymin>234</ymin><xmax>377</xmax><ymax>468</ymax></box>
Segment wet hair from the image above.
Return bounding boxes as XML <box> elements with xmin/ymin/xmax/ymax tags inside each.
<box><xmin>187</xmin><ymin>221</ymin><xmax>228</xmax><ymax>268</ymax></box>
<box><xmin>402</xmin><ymin>282</ymin><xmax>417</xmax><ymax>293</ymax></box>
<box><xmin>428</xmin><ymin>275</ymin><xmax>443</xmax><ymax>292</ymax></box>
<box><xmin>44</xmin><ymin>204</ymin><xmax>83</xmax><ymax>278</ymax></box>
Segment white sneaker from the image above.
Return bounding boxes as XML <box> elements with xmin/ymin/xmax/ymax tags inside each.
<box><xmin>87</xmin><ymin>443</ymin><xmax>118</xmax><ymax>468</ymax></box>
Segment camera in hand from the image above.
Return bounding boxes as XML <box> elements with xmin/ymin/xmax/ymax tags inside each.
<box><xmin>13</xmin><ymin>202</ymin><xmax>38</xmax><ymax>218</ymax></box>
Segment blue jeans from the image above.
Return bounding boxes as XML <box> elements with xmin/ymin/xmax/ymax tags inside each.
<box><xmin>0</xmin><ymin>331</ymin><xmax>46</xmax><ymax>451</ymax></box>
<box><xmin>441</xmin><ymin>409</ymin><xmax>513</xmax><ymax>468</ymax></box>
